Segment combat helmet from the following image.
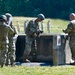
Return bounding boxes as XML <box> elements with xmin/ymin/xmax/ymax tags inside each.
<box><xmin>0</xmin><ymin>15</ymin><xmax>7</xmax><ymax>21</ymax></box>
<box><xmin>5</xmin><ymin>13</ymin><xmax>12</xmax><ymax>17</ymax></box>
<box><xmin>37</xmin><ymin>14</ymin><xmax>45</xmax><ymax>20</ymax></box>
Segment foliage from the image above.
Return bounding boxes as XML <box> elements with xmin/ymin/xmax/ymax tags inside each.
<box><xmin>0</xmin><ymin>0</ymin><xmax>75</xmax><ymax>19</ymax></box>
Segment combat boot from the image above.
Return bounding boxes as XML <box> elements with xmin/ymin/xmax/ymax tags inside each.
<box><xmin>1</xmin><ymin>63</ymin><xmax>4</xmax><ymax>68</ymax></box>
<box><xmin>70</xmin><ymin>62</ymin><xmax>75</xmax><ymax>65</ymax></box>
<box><xmin>5</xmin><ymin>63</ymin><xmax>9</xmax><ymax>66</ymax></box>
<box><xmin>24</xmin><ymin>59</ymin><xmax>30</xmax><ymax>63</ymax></box>
<box><xmin>21</xmin><ymin>55</ymin><xmax>31</xmax><ymax>63</ymax></box>
<box><xmin>11</xmin><ymin>62</ymin><xmax>15</xmax><ymax>67</ymax></box>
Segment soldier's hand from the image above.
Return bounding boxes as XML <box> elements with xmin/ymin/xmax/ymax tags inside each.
<box><xmin>40</xmin><ymin>30</ymin><xmax>43</xmax><ymax>33</ymax></box>
<box><xmin>37</xmin><ymin>30</ymin><xmax>43</xmax><ymax>33</ymax></box>
<box><xmin>62</xmin><ymin>30</ymin><xmax>65</xmax><ymax>33</ymax></box>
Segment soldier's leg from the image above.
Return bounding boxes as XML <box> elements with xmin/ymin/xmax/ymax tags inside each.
<box><xmin>9</xmin><ymin>43</ymin><xmax>16</xmax><ymax>66</ymax></box>
<box><xmin>5</xmin><ymin>51</ymin><xmax>10</xmax><ymax>66</ymax></box>
<box><xmin>0</xmin><ymin>50</ymin><xmax>2</xmax><ymax>67</ymax></box>
<box><xmin>31</xmin><ymin>39</ymin><xmax>37</xmax><ymax>61</ymax></box>
<box><xmin>23</xmin><ymin>43</ymin><xmax>32</xmax><ymax>62</ymax></box>
<box><xmin>69</xmin><ymin>41</ymin><xmax>75</xmax><ymax>64</ymax></box>
<box><xmin>22</xmin><ymin>37</ymin><xmax>33</xmax><ymax>62</ymax></box>
<box><xmin>5</xmin><ymin>43</ymin><xmax>11</xmax><ymax>66</ymax></box>
<box><xmin>70</xmin><ymin>46</ymin><xmax>75</xmax><ymax>61</ymax></box>
<box><xmin>0</xmin><ymin>45</ymin><xmax>8</xmax><ymax>67</ymax></box>
<box><xmin>10</xmin><ymin>50</ymin><xmax>16</xmax><ymax>66</ymax></box>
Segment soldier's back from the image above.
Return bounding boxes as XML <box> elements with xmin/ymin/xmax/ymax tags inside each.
<box><xmin>71</xmin><ymin>20</ymin><xmax>75</xmax><ymax>29</ymax></box>
<box><xmin>0</xmin><ymin>24</ymin><xmax>9</xmax><ymax>44</ymax></box>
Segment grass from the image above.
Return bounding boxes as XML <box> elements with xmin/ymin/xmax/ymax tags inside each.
<box><xmin>0</xmin><ymin>65</ymin><xmax>75</xmax><ymax>75</ymax></box>
<box><xmin>12</xmin><ymin>17</ymin><xmax>69</xmax><ymax>34</ymax></box>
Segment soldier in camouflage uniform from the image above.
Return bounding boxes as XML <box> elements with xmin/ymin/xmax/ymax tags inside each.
<box><xmin>5</xmin><ymin>13</ymin><xmax>18</xmax><ymax>66</ymax></box>
<box><xmin>63</xmin><ymin>13</ymin><xmax>75</xmax><ymax>64</ymax></box>
<box><xmin>22</xmin><ymin>14</ymin><xmax>45</xmax><ymax>62</ymax></box>
<box><xmin>0</xmin><ymin>15</ymin><xmax>14</xmax><ymax>67</ymax></box>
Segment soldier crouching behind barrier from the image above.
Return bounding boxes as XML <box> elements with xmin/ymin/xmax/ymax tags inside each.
<box><xmin>0</xmin><ymin>15</ymin><xmax>14</xmax><ymax>67</ymax></box>
<box><xmin>5</xmin><ymin>13</ymin><xmax>18</xmax><ymax>66</ymax></box>
<box><xmin>21</xmin><ymin>14</ymin><xmax>45</xmax><ymax>62</ymax></box>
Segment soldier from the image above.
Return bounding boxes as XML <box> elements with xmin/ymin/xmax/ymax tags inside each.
<box><xmin>0</xmin><ymin>15</ymin><xmax>14</xmax><ymax>67</ymax></box>
<box><xmin>22</xmin><ymin>14</ymin><xmax>45</xmax><ymax>62</ymax></box>
<box><xmin>62</xmin><ymin>13</ymin><xmax>75</xmax><ymax>65</ymax></box>
<box><xmin>5</xmin><ymin>13</ymin><xmax>18</xmax><ymax>66</ymax></box>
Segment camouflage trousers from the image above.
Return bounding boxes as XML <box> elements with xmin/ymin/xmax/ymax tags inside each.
<box><xmin>23</xmin><ymin>36</ymin><xmax>35</xmax><ymax>58</ymax></box>
<box><xmin>69</xmin><ymin>39</ymin><xmax>75</xmax><ymax>61</ymax></box>
<box><xmin>6</xmin><ymin>42</ymin><xmax>16</xmax><ymax>65</ymax></box>
<box><xmin>0</xmin><ymin>44</ymin><xmax>8</xmax><ymax>66</ymax></box>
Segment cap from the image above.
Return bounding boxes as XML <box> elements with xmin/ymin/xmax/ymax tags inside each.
<box><xmin>37</xmin><ymin>14</ymin><xmax>45</xmax><ymax>20</ymax></box>
<box><xmin>0</xmin><ymin>15</ymin><xmax>7</xmax><ymax>21</ymax></box>
<box><xmin>5</xmin><ymin>13</ymin><xmax>12</xmax><ymax>17</ymax></box>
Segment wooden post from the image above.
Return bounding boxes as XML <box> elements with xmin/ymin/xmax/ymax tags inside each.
<box><xmin>47</xmin><ymin>20</ymin><xmax>50</xmax><ymax>33</ymax></box>
<box><xmin>24</xmin><ymin>20</ymin><xmax>28</xmax><ymax>33</ymax></box>
<box><xmin>41</xmin><ymin>21</ymin><xmax>44</xmax><ymax>32</ymax></box>
<box><xmin>17</xmin><ymin>21</ymin><xmax>20</xmax><ymax>33</ymax></box>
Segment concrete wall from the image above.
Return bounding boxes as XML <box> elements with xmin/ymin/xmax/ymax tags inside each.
<box><xmin>16</xmin><ymin>33</ymin><xmax>71</xmax><ymax>65</ymax></box>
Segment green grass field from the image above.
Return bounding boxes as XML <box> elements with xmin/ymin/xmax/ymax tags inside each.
<box><xmin>13</xmin><ymin>17</ymin><xmax>69</xmax><ymax>34</ymax></box>
<box><xmin>0</xmin><ymin>65</ymin><xmax>75</xmax><ymax>75</ymax></box>
<box><xmin>0</xmin><ymin>17</ymin><xmax>74</xmax><ymax>75</ymax></box>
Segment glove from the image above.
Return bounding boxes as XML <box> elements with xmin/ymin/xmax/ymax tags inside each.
<box><xmin>62</xmin><ymin>30</ymin><xmax>65</xmax><ymax>33</ymax></box>
<box><xmin>39</xmin><ymin>30</ymin><xmax>43</xmax><ymax>33</ymax></box>
<box><xmin>36</xmin><ymin>30</ymin><xmax>43</xmax><ymax>36</ymax></box>
<box><xmin>37</xmin><ymin>30</ymin><xmax>43</xmax><ymax>33</ymax></box>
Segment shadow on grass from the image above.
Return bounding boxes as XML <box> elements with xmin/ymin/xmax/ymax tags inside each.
<box><xmin>16</xmin><ymin>61</ymin><xmax>53</xmax><ymax>67</ymax></box>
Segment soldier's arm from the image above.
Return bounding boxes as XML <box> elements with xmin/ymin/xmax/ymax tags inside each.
<box><xmin>29</xmin><ymin>21</ymin><xmax>36</xmax><ymax>32</ymax></box>
<box><xmin>28</xmin><ymin>21</ymin><xmax>36</xmax><ymax>35</ymax></box>
<box><xmin>9</xmin><ymin>26</ymin><xmax>15</xmax><ymax>34</ymax></box>
<box><xmin>63</xmin><ymin>22</ymin><xmax>73</xmax><ymax>33</ymax></box>
<box><xmin>12</xmin><ymin>25</ymin><xmax>18</xmax><ymax>36</ymax></box>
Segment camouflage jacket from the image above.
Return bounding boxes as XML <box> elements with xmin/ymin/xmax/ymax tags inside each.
<box><xmin>64</xmin><ymin>20</ymin><xmax>75</xmax><ymax>37</ymax></box>
<box><xmin>25</xmin><ymin>20</ymin><xmax>39</xmax><ymax>37</ymax></box>
<box><xmin>8</xmin><ymin>25</ymin><xmax>18</xmax><ymax>38</ymax></box>
<box><xmin>8</xmin><ymin>25</ymin><xmax>18</xmax><ymax>44</ymax></box>
<box><xmin>0</xmin><ymin>23</ymin><xmax>14</xmax><ymax>44</ymax></box>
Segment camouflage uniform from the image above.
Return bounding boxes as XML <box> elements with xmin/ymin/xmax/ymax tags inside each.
<box><xmin>63</xmin><ymin>20</ymin><xmax>75</xmax><ymax>61</ymax></box>
<box><xmin>8</xmin><ymin>25</ymin><xmax>18</xmax><ymax>66</ymax></box>
<box><xmin>24</xmin><ymin>20</ymin><xmax>39</xmax><ymax>59</ymax></box>
<box><xmin>23</xmin><ymin>14</ymin><xmax>45</xmax><ymax>62</ymax></box>
<box><xmin>5</xmin><ymin>13</ymin><xmax>18</xmax><ymax>66</ymax></box>
<box><xmin>0</xmin><ymin>16</ymin><xmax>14</xmax><ymax>67</ymax></box>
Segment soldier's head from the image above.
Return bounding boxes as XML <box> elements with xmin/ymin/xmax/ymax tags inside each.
<box><xmin>70</xmin><ymin>13</ymin><xmax>75</xmax><ymax>21</ymax></box>
<box><xmin>5</xmin><ymin>13</ymin><xmax>12</xmax><ymax>21</ymax></box>
<box><xmin>0</xmin><ymin>15</ymin><xmax>7</xmax><ymax>23</ymax></box>
<box><xmin>37</xmin><ymin>14</ymin><xmax>45</xmax><ymax>22</ymax></box>
<box><xmin>5</xmin><ymin>13</ymin><xmax>13</xmax><ymax>25</ymax></box>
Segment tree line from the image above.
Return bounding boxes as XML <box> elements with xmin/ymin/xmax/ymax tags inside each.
<box><xmin>0</xmin><ymin>0</ymin><xmax>75</xmax><ymax>20</ymax></box>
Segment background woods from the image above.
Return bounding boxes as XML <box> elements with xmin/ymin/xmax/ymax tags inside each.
<box><xmin>0</xmin><ymin>0</ymin><xmax>75</xmax><ymax>19</ymax></box>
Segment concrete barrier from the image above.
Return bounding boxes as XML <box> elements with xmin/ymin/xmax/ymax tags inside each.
<box><xmin>15</xmin><ymin>33</ymin><xmax>71</xmax><ymax>65</ymax></box>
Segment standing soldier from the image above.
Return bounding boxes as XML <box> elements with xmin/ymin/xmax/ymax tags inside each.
<box><xmin>0</xmin><ymin>15</ymin><xmax>14</xmax><ymax>67</ymax></box>
<box><xmin>63</xmin><ymin>13</ymin><xmax>75</xmax><ymax>65</ymax></box>
<box><xmin>22</xmin><ymin>14</ymin><xmax>45</xmax><ymax>62</ymax></box>
<box><xmin>5</xmin><ymin>13</ymin><xmax>18</xmax><ymax>66</ymax></box>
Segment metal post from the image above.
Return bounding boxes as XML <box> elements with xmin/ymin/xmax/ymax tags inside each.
<box><xmin>41</xmin><ymin>21</ymin><xmax>44</xmax><ymax>32</ymax></box>
<box><xmin>47</xmin><ymin>20</ymin><xmax>50</xmax><ymax>33</ymax></box>
<box><xmin>24</xmin><ymin>20</ymin><xmax>28</xmax><ymax>33</ymax></box>
<box><xmin>17</xmin><ymin>21</ymin><xmax>20</xmax><ymax>33</ymax></box>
